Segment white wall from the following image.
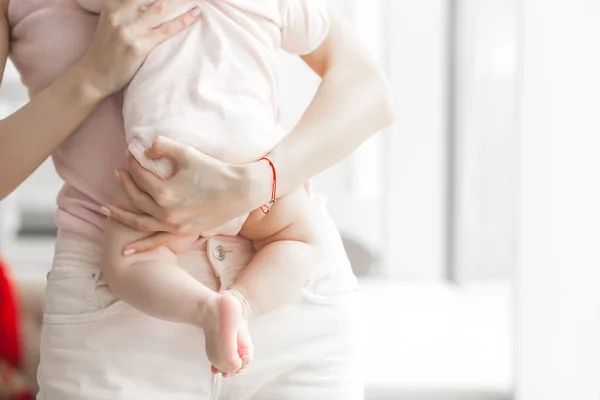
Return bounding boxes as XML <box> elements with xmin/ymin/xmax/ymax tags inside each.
<box><xmin>453</xmin><ymin>0</ymin><xmax>518</xmax><ymax>281</ymax></box>
<box><xmin>516</xmin><ymin>0</ymin><xmax>600</xmax><ymax>398</ymax></box>
<box><xmin>383</xmin><ymin>0</ymin><xmax>449</xmax><ymax>279</ymax></box>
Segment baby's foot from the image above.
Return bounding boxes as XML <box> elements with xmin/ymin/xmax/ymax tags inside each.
<box><xmin>216</xmin><ymin>306</ymin><xmax>253</xmax><ymax>377</ymax></box>
<box><xmin>228</xmin><ymin>288</ymin><xmax>253</xmax><ymax>370</ymax></box>
<box><xmin>204</xmin><ymin>290</ymin><xmax>253</xmax><ymax>375</ymax></box>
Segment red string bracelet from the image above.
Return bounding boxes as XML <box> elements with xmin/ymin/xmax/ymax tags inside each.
<box><xmin>259</xmin><ymin>157</ymin><xmax>277</xmax><ymax>214</ymax></box>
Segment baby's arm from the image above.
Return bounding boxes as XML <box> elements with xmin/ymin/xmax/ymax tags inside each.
<box><xmin>232</xmin><ymin>187</ymin><xmax>323</xmax><ymax>317</ymax></box>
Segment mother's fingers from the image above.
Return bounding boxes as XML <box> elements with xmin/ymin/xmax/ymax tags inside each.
<box><xmin>145</xmin><ymin>136</ymin><xmax>193</xmax><ymax>168</ymax></box>
<box><xmin>105</xmin><ymin>204</ymin><xmax>165</xmax><ymax>232</ymax></box>
<box><xmin>128</xmin><ymin>154</ymin><xmax>185</xmax><ymax>210</ymax></box>
<box><xmin>110</xmin><ymin>0</ymin><xmax>201</xmax><ymax>46</ymax></box>
<box><xmin>151</xmin><ymin>7</ymin><xmax>202</xmax><ymax>44</ymax></box>
<box><xmin>116</xmin><ymin>169</ymin><xmax>166</xmax><ymax>218</ymax></box>
<box><xmin>135</xmin><ymin>0</ymin><xmax>201</xmax><ymax>31</ymax></box>
<box><xmin>104</xmin><ymin>0</ymin><xmax>144</xmax><ymax>25</ymax></box>
<box><xmin>128</xmin><ymin>154</ymin><xmax>154</xmax><ymax>192</ymax></box>
<box><xmin>118</xmin><ymin>0</ymin><xmax>163</xmax><ymax>19</ymax></box>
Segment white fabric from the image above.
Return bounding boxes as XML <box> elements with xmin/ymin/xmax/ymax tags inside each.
<box><xmin>37</xmin><ymin>198</ymin><xmax>362</xmax><ymax>400</ymax></box>
<box><xmin>123</xmin><ymin>0</ymin><xmax>329</xmax><ymax>178</ymax></box>
<box><xmin>121</xmin><ymin>0</ymin><xmax>329</xmax><ymax>237</ymax></box>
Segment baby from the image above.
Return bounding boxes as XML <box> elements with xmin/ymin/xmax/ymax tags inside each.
<box><xmin>77</xmin><ymin>0</ymin><xmax>330</xmax><ymax>375</ymax></box>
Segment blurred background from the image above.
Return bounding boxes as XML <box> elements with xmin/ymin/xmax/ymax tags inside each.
<box><xmin>1</xmin><ymin>0</ymin><xmax>516</xmax><ymax>399</ymax></box>
<box><xmin>2</xmin><ymin>0</ymin><xmax>598</xmax><ymax>399</ymax></box>
<box><xmin>0</xmin><ymin>0</ymin><xmax>515</xmax><ymax>399</ymax></box>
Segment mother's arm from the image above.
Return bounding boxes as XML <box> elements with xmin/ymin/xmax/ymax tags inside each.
<box><xmin>0</xmin><ymin>0</ymin><xmax>201</xmax><ymax>200</ymax></box>
<box><xmin>0</xmin><ymin>2</ymin><xmax>101</xmax><ymax>199</ymax></box>
<box><xmin>262</xmin><ymin>9</ymin><xmax>395</xmax><ymax>197</ymax></box>
<box><xmin>108</xmin><ymin>8</ymin><xmax>395</xmax><ymax>248</ymax></box>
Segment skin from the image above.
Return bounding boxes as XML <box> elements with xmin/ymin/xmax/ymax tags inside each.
<box><xmin>103</xmin><ymin>9</ymin><xmax>396</xmax><ymax>253</ymax></box>
<box><xmin>0</xmin><ymin>0</ymin><xmax>394</xmax><ymax>383</ymax></box>
<box><xmin>0</xmin><ymin>0</ymin><xmax>203</xmax><ymax>199</ymax></box>
<box><xmin>0</xmin><ymin>0</ymin><xmax>201</xmax><ymax>386</ymax></box>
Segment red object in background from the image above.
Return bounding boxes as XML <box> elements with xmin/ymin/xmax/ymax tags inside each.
<box><xmin>0</xmin><ymin>257</ymin><xmax>34</xmax><ymax>399</ymax></box>
<box><xmin>0</xmin><ymin>256</ymin><xmax>20</xmax><ymax>368</ymax></box>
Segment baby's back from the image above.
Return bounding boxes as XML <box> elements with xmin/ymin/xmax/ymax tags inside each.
<box><xmin>124</xmin><ymin>0</ymin><xmax>329</xmax><ymax>171</ymax></box>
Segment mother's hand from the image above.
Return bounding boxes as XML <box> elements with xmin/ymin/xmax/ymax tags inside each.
<box><xmin>79</xmin><ymin>0</ymin><xmax>202</xmax><ymax>97</ymax></box>
<box><xmin>104</xmin><ymin>136</ymin><xmax>272</xmax><ymax>251</ymax></box>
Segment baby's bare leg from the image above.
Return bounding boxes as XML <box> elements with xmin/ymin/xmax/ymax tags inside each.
<box><xmin>233</xmin><ymin>187</ymin><xmax>322</xmax><ymax>317</ymax></box>
<box><xmin>102</xmin><ymin>187</ymin><xmax>244</xmax><ymax>373</ymax></box>
<box><xmin>102</xmin><ymin>186</ymin><xmax>214</xmax><ymax>325</ymax></box>
<box><xmin>205</xmin><ymin>187</ymin><xmax>320</xmax><ymax>375</ymax></box>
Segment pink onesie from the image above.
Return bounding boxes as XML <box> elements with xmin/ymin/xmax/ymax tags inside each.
<box><xmin>77</xmin><ymin>0</ymin><xmax>329</xmax><ymax>236</ymax></box>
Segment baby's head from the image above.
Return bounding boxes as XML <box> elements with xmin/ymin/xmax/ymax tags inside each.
<box><xmin>77</xmin><ymin>0</ymin><xmax>103</xmax><ymax>14</ymax></box>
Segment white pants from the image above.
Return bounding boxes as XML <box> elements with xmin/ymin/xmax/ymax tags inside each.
<box><xmin>37</xmin><ymin>207</ymin><xmax>362</xmax><ymax>400</ymax></box>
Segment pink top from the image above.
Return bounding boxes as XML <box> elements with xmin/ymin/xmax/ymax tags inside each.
<box><xmin>8</xmin><ymin>0</ymin><xmax>127</xmax><ymax>239</ymax></box>
<box><xmin>7</xmin><ymin>0</ymin><xmax>327</xmax><ymax>239</ymax></box>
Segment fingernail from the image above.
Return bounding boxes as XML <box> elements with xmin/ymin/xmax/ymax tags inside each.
<box><xmin>100</xmin><ymin>207</ymin><xmax>110</xmax><ymax>216</ymax></box>
<box><xmin>190</xmin><ymin>6</ymin><xmax>201</xmax><ymax>16</ymax></box>
<box><xmin>114</xmin><ymin>169</ymin><xmax>120</xmax><ymax>179</ymax></box>
<box><xmin>124</xmin><ymin>249</ymin><xmax>136</xmax><ymax>256</ymax></box>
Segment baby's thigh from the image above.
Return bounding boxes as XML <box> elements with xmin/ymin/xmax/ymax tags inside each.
<box><xmin>102</xmin><ymin>217</ymin><xmax>175</xmax><ymax>273</ymax></box>
<box><xmin>102</xmin><ymin>186</ymin><xmax>181</xmax><ymax>272</ymax></box>
<box><xmin>240</xmin><ymin>187</ymin><xmax>316</xmax><ymax>243</ymax></box>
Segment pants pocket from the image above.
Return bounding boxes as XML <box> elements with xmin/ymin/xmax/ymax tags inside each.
<box><xmin>43</xmin><ymin>265</ymin><xmax>122</xmax><ymax>326</ymax></box>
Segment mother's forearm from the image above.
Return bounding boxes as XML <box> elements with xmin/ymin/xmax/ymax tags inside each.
<box><xmin>247</xmin><ymin>9</ymin><xmax>395</xmax><ymax>201</ymax></box>
<box><xmin>0</xmin><ymin>64</ymin><xmax>104</xmax><ymax>200</ymax></box>
<box><xmin>265</xmin><ymin>69</ymin><xmax>395</xmax><ymax>197</ymax></box>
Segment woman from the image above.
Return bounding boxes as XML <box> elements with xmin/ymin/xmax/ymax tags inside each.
<box><xmin>0</xmin><ymin>0</ymin><xmax>394</xmax><ymax>399</ymax></box>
